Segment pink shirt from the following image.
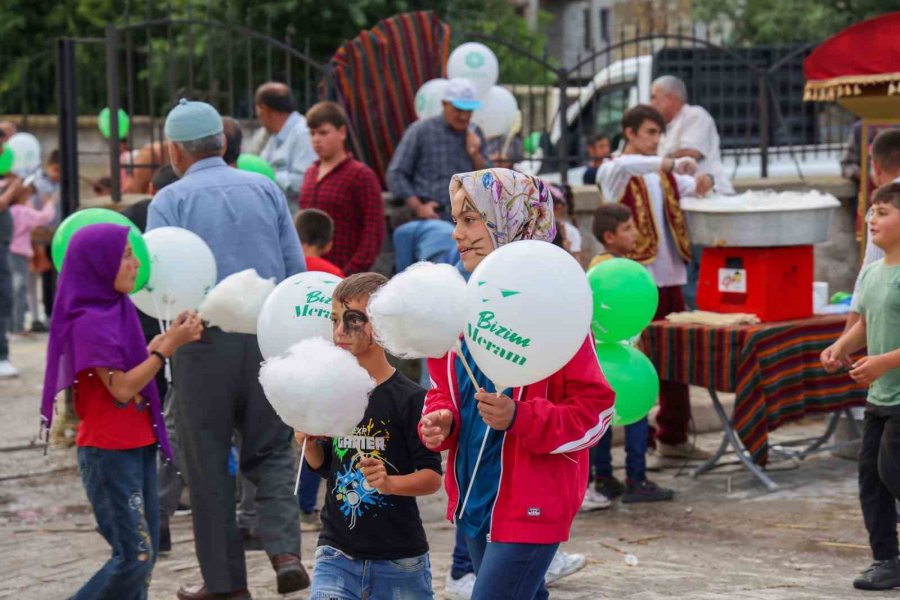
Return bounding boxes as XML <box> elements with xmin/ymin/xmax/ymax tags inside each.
<box><xmin>10</xmin><ymin>202</ymin><xmax>55</xmax><ymax>257</ymax></box>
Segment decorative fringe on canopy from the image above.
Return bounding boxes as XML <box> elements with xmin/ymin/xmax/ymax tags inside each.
<box><xmin>804</xmin><ymin>72</ymin><xmax>900</xmax><ymax>101</ymax></box>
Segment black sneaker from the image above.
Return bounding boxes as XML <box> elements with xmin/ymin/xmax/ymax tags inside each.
<box><xmin>159</xmin><ymin>520</ymin><xmax>172</xmax><ymax>553</ymax></box>
<box><xmin>622</xmin><ymin>479</ymin><xmax>675</xmax><ymax>503</ymax></box>
<box><xmin>853</xmin><ymin>558</ymin><xmax>900</xmax><ymax>590</ymax></box>
<box><xmin>594</xmin><ymin>476</ymin><xmax>625</xmax><ymax>500</ymax></box>
<box><xmin>30</xmin><ymin>321</ymin><xmax>48</xmax><ymax>333</ymax></box>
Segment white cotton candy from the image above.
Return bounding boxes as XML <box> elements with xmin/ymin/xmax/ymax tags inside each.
<box><xmin>682</xmin><ymin>190</ymin><xmax>840</xmax><ymax>212</ymax></box>
<box><xmin>367</xmin><ymin>262</ymin><xmax>467</xmax><ymax>359</ymax></box>
<box><xmin>199</xmin><ymin>269</ymin><xmax>275</xmax><ymax>335</ymax></box>
<box><xmin>259</xmin><ymin>337</ymin><xmax>374</xmax><ymax>436</ymax></box>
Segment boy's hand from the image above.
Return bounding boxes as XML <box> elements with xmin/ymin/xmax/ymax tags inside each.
<box><xmin>850</xmin><ymin>355</ymin><xmax>890</xmax><ymax>386</ymax></box>
<box><xmin>359</xmin><ymin>457</ymin><xmax>393</xmax><ymax>495</ymax></box>
<box><xmin>420</xmin><ymin>409</ymin><xmax>453</xmax><ymax>449</ymax></box>
<box><xmin>475</xmin><ymin>391</ymin><xmax>516</xmax><ymax>431</ymax></box>
<box><xmin>294</xmin><ymin>431</ymin><xmax>325</xmax><ymax>446</ymax></box>
<box><xmin>821</xmin><ymin>342</ymin><xmax>852</xmax><ymax>373</ymax></box>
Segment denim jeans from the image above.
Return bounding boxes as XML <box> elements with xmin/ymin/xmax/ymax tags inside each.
<box><xmin>309</xmin><ymin>545</ymin><xmax>433</xmax><ymax>600</ymax></box>
<box><xmin>464</xmin><ymin>535</ymin><xmax>558</xmax><ymax>600</ymax></box>
<box><xmin>592</xmin><ymin>417</ymin><xmax>649</xmax><ymax>482</ymax></box>
<box><xmin>450</xmin><ymin>526</ymin><xmax>474</xmax><ymax>580</ymax></box>
<box><xmin>9</xmin><ymin>253</ymin><xmax>28</xmax><ymax>333</ymax></box>
<box><xmin>73</xmin><ymin>445</ymin><xmax>160</xmax><ymax>600</ymax></box>
<box><xmin>298</xmin><ymin>464</ymin><xmax>320</xmax><ymax>514</ymax></box>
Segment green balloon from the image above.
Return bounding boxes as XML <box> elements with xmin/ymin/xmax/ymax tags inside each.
<box><xmin>237</xmin><ymin>154</ymin><xmax>276</xmax><ymax>181</ymax></box>
<box><xmin>98</xmin><ymin>107</ymin><xmax>131</xmax><ymax>139</ymax></box>
<box><xmin>0</xmin><ymin>144</ymin><xmax>15</xmax><ymax>175</ymax></box>
<box><xmin>587</xmin><ymin>258</ymin><xmax>659</xmax><ymax>343</ymax></box>
<box><xmin>52</xmin><ymin>209</ymin><xmax>150</xmax><ymax>294</ymax></box>
<box><xmin>596</xmin><ymin>342</ymin><xmax>660</xmax><ymax>427</ymax></box>
<box><xmin>523</xmin><ymin>131</ymin><xmax>542</xmax><ymax>155</ymax></box>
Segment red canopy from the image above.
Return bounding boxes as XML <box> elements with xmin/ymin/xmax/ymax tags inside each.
<box><xmin>803</xmin><ymin>12</ymin><xmax>900</xmax><ymax>101</ymax></box>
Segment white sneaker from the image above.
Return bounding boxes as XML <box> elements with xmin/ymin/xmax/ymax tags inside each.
<box><xmin>545</xmin><ymin>550</ymin><xmax>586</xmax><ymax>586</ymax></box>
<box><xmin>0</xmin><ymin>360</ymin><xmax>20</xmax><ymax>379</ymax></box>
<box><xmin>444</xmin><ymin>571</ymin><xmax>475</xmax><ymax>600</ymax></box>
<box><xmin>579</xmin><ymin>488</ymin><xmax>612</xmax><ymax>512</ymax></box>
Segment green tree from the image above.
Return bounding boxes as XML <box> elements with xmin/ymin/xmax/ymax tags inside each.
<box><xmin>693</xmin><ymin>0</ymin><xmax>900</xmax><ymax>45</ymax></box>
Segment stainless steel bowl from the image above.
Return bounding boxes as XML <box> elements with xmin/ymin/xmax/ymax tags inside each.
<box><xmin>683</xmin><ymin>205</ymin><xmax>838</xmax><ymax>247</ymax></box>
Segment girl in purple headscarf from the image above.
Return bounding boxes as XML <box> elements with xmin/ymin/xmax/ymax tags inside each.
<box><xmin>42</xmin><ymin>223</ymin><xmax>202</xmax><ymax>599</ymax></box>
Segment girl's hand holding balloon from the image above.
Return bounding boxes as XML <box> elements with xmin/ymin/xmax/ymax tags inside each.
<box><xmin>162</xmin><ymin>310</ymin><xmax>204</xmax><ymax>352</ymax></box>
<box><xmin>420</xmin><ymin>409</ymin><xmax>453</xmax><ymax>449</ymax></box>
<box><xmin>475</xmin><ymin>391</ymin><xmax>516</xmax><ymax>430</ymax></box>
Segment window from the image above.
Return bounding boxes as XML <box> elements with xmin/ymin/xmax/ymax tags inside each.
<box><xmin>584</xmin><ymin>8</ymin><xmax>592</xmax><ymax>50</ymax></box>
<box><xmin>600</xmin><ymin>8</ymin><xmax>611</xmax><ymax>45</ymax></box>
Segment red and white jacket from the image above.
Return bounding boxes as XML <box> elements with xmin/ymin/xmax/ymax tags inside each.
<box><xmin>419</xmin><ymin>336</ymin><xmax>616</xmax><ymax>544</ymax></box>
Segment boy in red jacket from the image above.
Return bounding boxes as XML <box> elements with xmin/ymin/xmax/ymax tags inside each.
<box><xmin>420</xmin><ymin>169</ymin><xmax>616</xmax><ymax>600</ymax></box>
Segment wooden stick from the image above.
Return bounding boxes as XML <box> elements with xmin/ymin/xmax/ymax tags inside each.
<box><xmin>294</xmin><ymin>442</ymin><xmax>306</xmax><ymax>496</ymax></box>
<box><xmin>454</xmin><ymin>340</ymin><xmax>480</xmax><ymax>389</ymax></box>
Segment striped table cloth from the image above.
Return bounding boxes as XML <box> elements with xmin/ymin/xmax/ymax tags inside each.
<box><xmin>641</xmin><ymin>315</ymin><xmax>868</xmax><ymax>465</ymax></box>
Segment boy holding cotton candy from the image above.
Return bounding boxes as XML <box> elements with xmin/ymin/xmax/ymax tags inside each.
<box><xmin>420</xmin><ymin>168</ymin><xmax>616</xmax><ymax>600</ymax></box>
<box><xmin>296</xmin><ymin>273</ymin><xmax>443</xmax><ymax>599</ymax></box>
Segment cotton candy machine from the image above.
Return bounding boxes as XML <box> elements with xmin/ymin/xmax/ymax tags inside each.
<box><xmin>683</xmin><ymin>191</ymin><xmax>840</xmax><ymax>322</ymax></box>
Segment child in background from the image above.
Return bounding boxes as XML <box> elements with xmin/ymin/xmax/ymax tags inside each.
<box><xmin>27</xmin><ymin>149</ymin><xmax>62</xmax><ymax>332</ymax></box>
<box><xmin>41</xmin><ymin>223</ymin><xmax>203</xmax><ymax>599</ymax></box>
<box><xmin>9</xmin><ymin>178</ymin><xmax>56</xmax><ymax>333</ymax></box>
<box><xmin>549</xmin><ymin>184</ymin><xmax>583</xmax><ymax>260</ymax></box>
<box><xmin>295</xmin><ymin>208</ymin><xmax>345</xmax><ymax>277</ymax></box>
<box><xmin>298</xmin><ymin>273</ymin><xmax>442</xmax><ymax>599</ymax></box>
<box><xmin>822</xmin><ymin>182</ymin><xmax>900</xmax><ymax>591</ymax></box>
<box><xmin>583</xmin><ymin>204</ymin><xmax>674</xmax><ymax>510</ymax></box>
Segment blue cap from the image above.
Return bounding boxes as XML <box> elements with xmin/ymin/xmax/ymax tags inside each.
<box><xmin>443</xmin><ymin>78</ymin><xmax>482</xmax><ymax>111</ymax></box>
<box><xmin>164</xmin><ymin>98</ymin><xmax>223</xmax><ymax>142</ymax></box>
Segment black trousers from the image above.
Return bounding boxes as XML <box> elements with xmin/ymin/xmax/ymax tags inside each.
<box><xmin>860</xmin><ymin>403</ymin><xmax>900</xmax><ymax>561</ymax></box>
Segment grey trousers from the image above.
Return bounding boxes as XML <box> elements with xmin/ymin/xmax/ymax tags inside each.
<box><xmin>172</xmin><ymin>328</ymin><xmax>300</xmax><ymax>594</ymax></box>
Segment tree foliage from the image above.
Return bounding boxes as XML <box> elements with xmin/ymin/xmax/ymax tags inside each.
<box><xmin>692</xmin><ymin>0</ymin><xmax>900</xmax><ymax>45</ymax></box>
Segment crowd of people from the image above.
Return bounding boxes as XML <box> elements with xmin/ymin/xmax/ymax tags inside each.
<box><xmin>0</xmin><ymin>70</ymin><xmax>898</xmax><ymax>599</ymax></box>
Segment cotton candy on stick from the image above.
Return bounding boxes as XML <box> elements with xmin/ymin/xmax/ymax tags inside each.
<box><xmin>259</xmin><ymin>337</ymin><xmax>375</xmax><ymax>494</ymax></box>
<box><xmin>367</xmin><ymin>262</ymin><xmax>467</xmax><ymax>359</ymax></box>
<box><xmin>199</xmin><ymin>269</ymin><xmax>275</xmax><ymax>335</ymax></box>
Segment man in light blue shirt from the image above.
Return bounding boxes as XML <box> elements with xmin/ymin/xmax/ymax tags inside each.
<box><xmin>148</xmin><ymin>99</ymin><xmax>309</xmax><ymax>600</ymax></box>
<box><xmin>256</xmin><ymin>82</ymin><xmax>316</xmax><ymax>213</ymax></box>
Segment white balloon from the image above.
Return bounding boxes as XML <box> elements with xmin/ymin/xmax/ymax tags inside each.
<box><xmin>199</xmin><ymin>269</ymin><xmax>275</xmax><ymax>335</ymax></box>
<box><xmin>368</xmin><ymin>262</ymin><xmax>467</xmax><ymax>359</ymax></box>
<box><xmin>8</xmin><ymin>133</ymin><xmax>42</xmax><ymax>173</ymax></box>
<box><xmin>447</xmin><ymin>42</ymin><xmax>499</xmax><ymax>99</ymax></box>
<box><xmin>415</xmin><ymin>78</ymin><xmax>450</xmax><ymax>120</ymax></box>
<box><xmin>257</xmin><ymin>271</ymin><xmax>343</xmax><ymax>359</ymax></box>
<box><xmin>463</xmin><ymin>241</ymin><xmax>592</xmax><ymax>389</ymax></box>
<box><xmin>260</xmin><ymin>337</ymin><xmax>374</xmax><ymax>436</ymax></box>
<box><xmin>472</xmin><ymin>86</ymin><xmax>518</xmax><ymax>138</ymax></box>
<box><xmin>130</xmin><ymin>227</ymin><xmax>217</xmax><ymax>320</ymax></box>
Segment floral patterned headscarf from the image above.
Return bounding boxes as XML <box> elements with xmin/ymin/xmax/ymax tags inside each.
<box><xmin>448</xmin><ymin>168</ymin><xmax>556</xmax><ymax>249</ymax></box>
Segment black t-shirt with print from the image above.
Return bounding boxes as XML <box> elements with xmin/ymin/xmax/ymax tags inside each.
<box><xmin>311</xmin><ymin>370</ymin><xmax>442</xmax><ymax>560</ymax></box>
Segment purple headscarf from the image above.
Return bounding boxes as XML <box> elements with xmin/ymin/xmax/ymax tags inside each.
<box><xmin>41</xmin><ymin>223</ymin><xmax>172</xmax><ymax>460</ymax></box>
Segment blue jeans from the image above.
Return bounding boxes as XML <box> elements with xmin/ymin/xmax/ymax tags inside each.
<box><xmin>0</xmin><ymin>242</ymin><xmax>12</xmax><ymax>360</ymax></box>
<box><xmin>392</xmin><ymin>220</ymin><xmax>459</xmax><ymax>273</ymax></box>
<box><xmin>309</xmin><ymin>545</ymin><xmax>433</xmax><ymax>600</ymax></box>
<box><xmin>592</xmin><ymin>417</ymin><xmax>649</xmax><ymax>482</ymax></box>
<box><xmin>73</xmin><ymin>445</ymin><xmax>160</xmax><ymax>600</ymax></box>
<box><xmin>682</xmin><ymin>243</ymin><xmax>703</xmax><ymax>310</ymax></box>
<box><xmin>464</xmin><ymin>535</ymin><xmax>558</xmax><ymax>600</ymax></box>
<box><xmin>298</xmin><ymin>463</ymin><xmax>320</xmax><ymax>514</ymax></box>
<box><xmin>450</xmin><ymin>526</ymin><xmax>474</xmax><ymax>579</ymax></box>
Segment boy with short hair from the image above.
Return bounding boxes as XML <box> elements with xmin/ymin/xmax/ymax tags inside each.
<box><xmin>583</xmin><ymin>203</ymin><xmax>674</xmax><ymax>510</ymax></box>
<box><xmin>294</xmin><ymin>208</ymin><xmax>344</xmax><ymax>277</ymax></box>
<box><xmin>298</xmin><ymin>273</ymin><xmax>442</xmax><ymax>598</ymax></box>
<box><xmin>822</xmin><ymin>182</ymin><xmax>900</xmax><ymax>591</ymax></box>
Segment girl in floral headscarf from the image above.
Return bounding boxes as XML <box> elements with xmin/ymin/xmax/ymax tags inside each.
<box><xmin>419</xmin><ymin>169</ymin><xmax>615</xmax><ymax>600</ymax></box>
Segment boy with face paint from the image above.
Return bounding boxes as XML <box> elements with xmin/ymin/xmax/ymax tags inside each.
<box><xmin>297</xmin><ymin>273</ymin><xmax>444</xmax><ymax>599</ymax></box>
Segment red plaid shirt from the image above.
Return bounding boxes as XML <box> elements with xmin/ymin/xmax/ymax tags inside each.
<box><xmin>299</xmin><ymin>157</ymin><xmax>385</xmax><ymax>275</ymax></box>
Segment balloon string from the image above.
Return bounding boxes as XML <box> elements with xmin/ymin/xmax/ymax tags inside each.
<box><xmin>151</xmin><ymin>295</ymin><xmax>172</xmax><ymax>384</ymax></box>
<box><xmin>460</xmin><ymin>427</ymin><xmax>491</xmax><ymax>520</ymax></box>
<box><xmin>294</xmin><ymin>441</ymin><xmax>307</xmax><ymax>496</ymax></box>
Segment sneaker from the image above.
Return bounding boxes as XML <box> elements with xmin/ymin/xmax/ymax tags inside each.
<box><xmin>300</xmin><ymin>509</ymin><xmax>322</xmax><ymax>532</ymax></box>
<box><xmin>580</xmin><ymin>488</ymin><xmax>612</xmax><ymax>512</ymax></box>
<box><xmin>622</xmin><ymin>479</ymin><xmax>675</xmax><ymax>503</ymax></box>
<box><xmin>853</xmin><ymin>558</ymin><xmax>900</xmax><ymax>590</ymax></box>
<box><xmin>0</xmin><ymin>360</ymin><xmax>20</xmax><ymax>379</ymax></box>
<box><xmin>545</xmin><ymin>550</ymin><xmax>586</xmax><ymax>586</ymax></box>
<box><xmin>444</xmin><ymin>571</ymin><xmax>475</xmax><ymax>600</ymax></box>
<box><xmin>594</xmin><ymin>476</ymin><xmax>625</xmax><ymax>500</ymax></box>
<box><xmin>657</xmin><ymin>441</ymin><xmax>711</xmax><ymax>460</ymax></box>
<box><xmin>30</xmin><ymin>321</ymin><xmax>48</xmax><ymax>333</ymax></box>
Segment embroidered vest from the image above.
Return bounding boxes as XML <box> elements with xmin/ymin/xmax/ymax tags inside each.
<box><xmin>617</xmin><ymin>171</ymin><xmax>691</xmax><ymax>264</ymax></box>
